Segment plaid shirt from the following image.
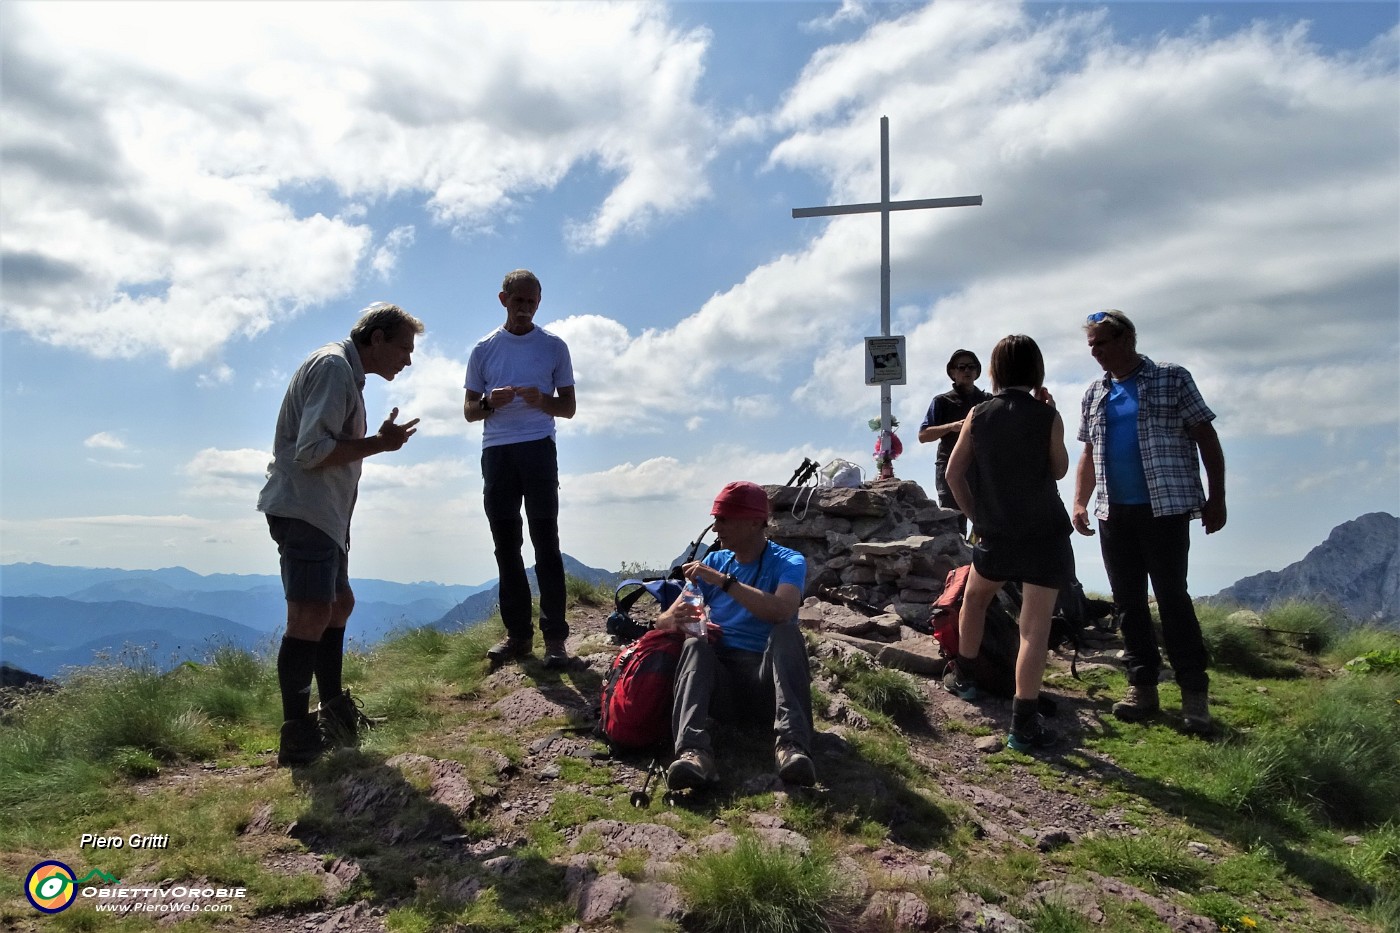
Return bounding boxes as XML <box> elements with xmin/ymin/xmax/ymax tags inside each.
<box><xmin>1077</xmin><ymin>355</ymin><xmax>1215</xmax><ymax>521</ymax></box>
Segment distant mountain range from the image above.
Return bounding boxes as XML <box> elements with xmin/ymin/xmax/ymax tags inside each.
<box><xmin>0</xmin><ymin>558</ymin><xmax>615</xmax><ymax>678</ymax></box>
<box><xmin>429</xmin><ymin>553</ymin><xmax>621</xmax><ymax>630</ymax></box>
<box><xmin>8</xmin><ymin>512</ymin><xmax>1393</xmax><ymax>680</ymax></box>
<box><xmin>1210</xmin><ymin>512</ymin><xmax>1399</xmax><ymax>625</ymax></box>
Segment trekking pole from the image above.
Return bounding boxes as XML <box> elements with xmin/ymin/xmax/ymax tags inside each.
<box><xmin>785</xmin><ymin>457</ymin><xmax>815</xmax><ymax>486</ymax></box>
<box><xmin>631</xmin><ymin>758</ymin><xmax>662</xmax><ymax>808</ymax></box>
<box><xmin>796</xmin><ymin>458</ymin><xmax>820</xmax><ymax>486</ymax></box>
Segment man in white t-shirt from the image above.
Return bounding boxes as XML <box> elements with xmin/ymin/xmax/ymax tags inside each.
<box><xmin>464</xmin><ymin>270</ymin><xmax>577</xmax><ymax>669</ymax></box>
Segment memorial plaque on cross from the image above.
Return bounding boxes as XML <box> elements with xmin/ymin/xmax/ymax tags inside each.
<box><xmin>792</xmin><ymin>116</ymin><xmax>981</xmax><ymax>477</ymax></box>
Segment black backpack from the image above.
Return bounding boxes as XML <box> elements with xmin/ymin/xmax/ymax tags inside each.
<box><xmin>606</xmin><ymin>578</ymin><xmax>684</xmax><ymax>643</ymax></box>
<box><xmin>997</xmin><ymin>580</ymin><xmax>1088</xmax><ymax>681</ymax></box>
<box><xmin>605</xmin><ymin>523</ymin><xmax>715</xmax><ymax>643</ymax></box>
<box><xmin>974</xmin><ymin>589</ymin><xmax>1023</xmax><ymax>698</ymax></box>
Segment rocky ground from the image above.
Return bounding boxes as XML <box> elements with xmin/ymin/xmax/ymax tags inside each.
<box><xmin>25</xmin><ymin>602</ymin><xmax>1378</xmax><ymax>933</ymax></box>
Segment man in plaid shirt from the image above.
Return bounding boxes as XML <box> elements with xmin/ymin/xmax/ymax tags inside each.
<box><xmin>1072</xmin><ymin>310</ymin><xmax>1227</xmax><ymax>734</ymax></box>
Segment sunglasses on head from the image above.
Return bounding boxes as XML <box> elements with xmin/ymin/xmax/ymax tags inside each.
<box><xmin>1086</xmin><ymin>310</ymin><xmax>1130</xmax><ymax>327</ymax></box>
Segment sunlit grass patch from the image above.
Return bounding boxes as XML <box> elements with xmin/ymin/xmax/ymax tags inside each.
<box><xmin>677</xmin><ymin>835</ymin><xmax>856</xmax><ymax>933</ymax></box>
<box><xmin>1074</xmin><ymin>831</ymin><xmax>1205</xmax><ymax>892</ymax></box>
<box><xmin>1021</xmin><ymin>898</ymin><xmax>1093</xmax><ymax>933</ymax></box>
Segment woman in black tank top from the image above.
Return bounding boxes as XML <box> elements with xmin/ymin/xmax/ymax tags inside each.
<box><xmin>943</xmin><ymin>335</ymin><xmax>1072</xmax><ymax>752</ymax></box>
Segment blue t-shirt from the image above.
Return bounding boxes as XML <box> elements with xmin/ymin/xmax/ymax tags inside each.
<box><xmin>695</xmin><ymin>541</ymin><xmax>807</xmax><ymax>654</ymax></box>
<box><xmin>1104</xmin><ymin>377</ymin><xmax>1150</xmax><ymax>505</ymax></box>
<box><xmin>464</xmin><ymin>326</ymin><xmax>574</xmax><ymax>449</ymax></box>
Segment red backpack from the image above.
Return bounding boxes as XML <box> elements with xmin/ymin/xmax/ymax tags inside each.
<box><xmin>927</xmin><ymin>563</ymin><xmax>1021</xmax><ymax>698</ymax></box>
<box><xmin>930</xmin><ymin>564</ymin><xmax>971</xmax><ymax>659</ymax></box>
<box><xmin>599</xmin><ymin>628</ymin><xmax>686</xmax><ymax>750</ymax></box>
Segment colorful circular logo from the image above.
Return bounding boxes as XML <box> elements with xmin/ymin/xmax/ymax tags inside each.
<box><xmin>26</xmin><ymin>860</ymin><xmax>77</xmax><ymax>913</ymax></box>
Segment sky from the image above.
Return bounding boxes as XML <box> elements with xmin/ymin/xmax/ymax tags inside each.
<box><xmin>2</xmin><ymin>0</ymin><xmax>1397</xmax><ymax>601</ymax></box>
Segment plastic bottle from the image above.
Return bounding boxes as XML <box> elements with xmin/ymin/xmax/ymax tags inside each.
<box><xmin>677</xmin><ymin>581</ymin><xmax>708</xmax><ymax>637</ymax></box>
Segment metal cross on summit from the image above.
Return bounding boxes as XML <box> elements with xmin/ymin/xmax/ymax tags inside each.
<box><xmin>792</xmin><ymin>116</ymin><xmax>981</xmax><ymax>477</ymax></box>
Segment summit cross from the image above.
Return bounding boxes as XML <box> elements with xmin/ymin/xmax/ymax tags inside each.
<box><xmin>792</xmin><ymin>115</ymin><xmax>981</xmax><ymax>475</ymax></box>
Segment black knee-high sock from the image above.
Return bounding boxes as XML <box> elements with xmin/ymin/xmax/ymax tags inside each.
<box><xmin>956</xmin><ymin>653</ymin><xmax>979</xmax><ymax>686</ymax></box>
<box><xmin>315</xmin><ymin>626</ymin><xmax>346</xmax><ymax>701</ymax></box>
<box><xmin>278</xmin><ymin>636</ymin><xmax>319</xmax><ymax>722</ymax></box>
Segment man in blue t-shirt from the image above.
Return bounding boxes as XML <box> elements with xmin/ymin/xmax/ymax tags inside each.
<box><xmin>655</xmin><ymin>481</ymin><xmax>816</xmax><ymax>789</ymax></box>
<box><xmin>1072</xmin><ymin>309</ymin><xmax>1226</xmax><ymax>734</ymax></box>
<box><xmin>464</xmin><ymin>270</ymin><xmax>577</xmax><ymax>670</ymax></box>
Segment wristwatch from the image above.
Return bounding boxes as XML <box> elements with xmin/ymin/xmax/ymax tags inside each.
<box><xmin>478</xmin><ymin>396</ymin><xmax>492</xmax><ymax>412</ymax></box>
<box><xmin>721</xmin><ymin>573</ymin><xmax>737</xmax><ymax>593</ymax></box>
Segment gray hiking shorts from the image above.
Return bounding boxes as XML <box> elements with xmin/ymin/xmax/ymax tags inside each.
<box><xmin>266</xmin><ymin>515</ymin><xmax>349</xmax><ymax>603</ymax></box>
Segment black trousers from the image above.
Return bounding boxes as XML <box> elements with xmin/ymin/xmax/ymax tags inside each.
<box><xmin>482</xmin><ymin>437</ymin><xmax>567</xmax><ymax>642</ymax></box>
<box><xmin>1098</xmin><ymin>504</ymin><xmax>1209</xmax><ymax>692</ymax></box>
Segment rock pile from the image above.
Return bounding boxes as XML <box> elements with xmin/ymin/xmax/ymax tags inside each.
<box><xmin>766</xmin><ymin>478</ymin><xmax>970</xmax><ymax>628</ymax></box>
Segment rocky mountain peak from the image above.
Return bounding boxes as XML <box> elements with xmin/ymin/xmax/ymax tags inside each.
<box><xmin>1212</xmin><ymin>512</ymin><xmax>1399</xmax><ymax>624</ymax></box>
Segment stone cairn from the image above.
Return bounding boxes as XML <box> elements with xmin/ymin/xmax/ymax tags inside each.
<box><xmin>764</xmin><ymin>478</ymin><xmax>970</xmax><ymax>650</ymax></box>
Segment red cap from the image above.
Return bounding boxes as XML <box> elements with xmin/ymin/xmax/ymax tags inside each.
<box><xmin>711</xmin><ymin>481</ymin><xmax>770</xmax><ymax>521</ymax></box>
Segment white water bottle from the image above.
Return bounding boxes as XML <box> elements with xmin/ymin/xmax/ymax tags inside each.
<box><xmin>677</xmin><ymin>581</ymin><xmax>708</xmax><ymax>637</ymax></box>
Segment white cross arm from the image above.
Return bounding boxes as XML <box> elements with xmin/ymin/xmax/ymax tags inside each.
<box><xmin>791</xmin><ymin>194</ymin><xmax>982</xmax><ymax>219</ymax></box>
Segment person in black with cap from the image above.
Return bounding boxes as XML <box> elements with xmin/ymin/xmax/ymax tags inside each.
<box><xmin>919</xmin><ymin>349</ymin><xmax>990</xmax><ymax>534</ymax></box>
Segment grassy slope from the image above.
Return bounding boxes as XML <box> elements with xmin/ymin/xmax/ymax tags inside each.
<box><xmin>0</xmin><ymin>588</ymin><xmax>1397</xmax><ymax>933</ymax></box>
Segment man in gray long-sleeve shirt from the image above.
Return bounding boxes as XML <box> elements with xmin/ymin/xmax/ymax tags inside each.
<box><xmin>257</xmin><ymin>302</ymin><xmax>422</xmax><ymax>766</ymax></box>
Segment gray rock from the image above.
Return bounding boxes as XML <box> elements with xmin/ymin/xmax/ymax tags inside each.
<box><xmin>494</xmin><ymin>688</ymin><xmax>587</xmax><ymax>727</ymax></box>
<box><xmin>861</xmin><ymin>890</ymin><xmax>931</xmax><ymax>930</ymax></box>
<box><xmin>1034</xmin><ymin>827</ymin><xmax>1076</xmax><ymax>851</ymax></box>
<box><xmin>1087</xmin><ymin>872</ymin><xmax>1219</xmax><ymax>932</ymax></box>
<box><xmin>568</xmin><ymin>870</ymin><xmax>633</xmax><ymax>924</ymax></box>
<box><xmin>577</xmin><ymin>819</ymin><xmax>687</xmax><ymax>859</ymax></box>
<box><xmin>385</xmin><ymin>753</ymin><xmax>481</xmax><ymax>819</ymax></box>
<box><xmin>629</xmin><ymin>881</ymin><xmax>686</xmax><ymax>922</ymax></box>
<box><xmin>1019</xmin><ymin>881</ymin><xmax>1103</xmax><ymax>924</ymax></box>
<box><xmin>955</xmin><ymin>893</ymin><xmax>1027</xmax><ymax>931</ymax></box>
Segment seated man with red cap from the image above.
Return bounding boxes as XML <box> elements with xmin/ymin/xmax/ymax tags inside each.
<box><xmin>655</xmin><ymin>481</ymin><xmax>817</xmax><ymax>788</ymax></box>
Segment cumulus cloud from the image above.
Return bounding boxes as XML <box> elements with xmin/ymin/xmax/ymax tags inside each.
<box><xmin>557</xmin><ymin>441</ymin><xmax>866</xmax><ymax>571</ymax></box>
<box><xmin>361</xmin><ymin>458</ymin><xmax>470</xmax><ymax>492</ymax></box>
<box><xmin>197</xmin><ymin>364</ymin><xmax>235</xmax><ymax>388</ymax></box>
<box><xmin>84</xmin><ymin>431</ymin><xmax>127</xmax><ymax>450</ymax></box>
<box><xmin>803</xmin><ymin>0</ymin><xmax>870</xmax><ymax>35</ymax></box>
<box><xmin>1</xmin><ymin>1</ymin><xmax>719</xmax><ymax>366</ymax></box>
<box><xmin>372</xmin><ymin>226</ymin><xmax>415</xmax><ymax>280</ymax></box>
<box><xmin>748</xmin><ymin>4</ymin><xmax>1396</xmax><ymax>440</ymax></box>
<box><xmin>381</xmin><ymin>340</ymin><xmax>469</xmax><ymax>438</ymax></box>
<box><xmin>181</xmin><ymin>447</ymin><xmax>270</xmax><ymax>500</ymax></box>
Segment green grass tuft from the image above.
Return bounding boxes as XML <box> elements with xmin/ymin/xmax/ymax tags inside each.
<box><xmin>1022</xmin><ymin>899</ymin><xmax>1093</xmax><ymax>933</ymax></box>
<box><xmin>1260</xmin><ymin>599</ymin><xmax>1346</xmax><ymax>653</ymax></box>
<box><xmin>564</xmin><ymin>573</ymin><xmax>611</xmax><ymax>608</ymax></box>
<box><xmin>1076</xmin><ymin>831</ymin><xmax>1206</xmax><ymax>891</ymax></box>
<box><xmin>677</xmin><ymin>835</ymin><xmax>856</xmax><ymax>933</ymax></box>
<box><xmin>822</xmin><ymin>651</ymin><xmax>926</xmax><ymax>718</ymax></box>
<box><xmin>844</xmin><ymin>666</ymin><xmax>926</xmax><ymax>717</ymax></box>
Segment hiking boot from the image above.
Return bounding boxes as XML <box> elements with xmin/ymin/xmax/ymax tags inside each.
<box><xmin>487</xmin><ymin>637</ymin><xmax>533</xmax><ymax>670</ymax></box>
<box><xmin>542</xmin><ymin>639</ymin><xmax>570</xmax><ymax>670</ymax></box>
<box><xmin>1180</xmin><ymin>690</ymin><xmax>1214</xmax><ymax>735</ymax></box>
<box><xmin>667</xmin><ymin>748</ymin><xmax>718</xmax><ymax>790</ymax></box>
<box><xmin>1112</xmin><ymin>683</ymin><xmax>1160</xmax><ymax>722</ymax></box>
<box><xmin>775</xmin><ymin>742</ymin><xmax>817</xmax><ymax>786</ymax></box>
<box><xmin>277</xmin><ymin>716</ymin><xmax>326</xmax><ymax>767</ymax></box>
<box><xmin>316</xmin><ymin>688</ymin><xmax>372</xmax><ymax>747</ymax></box>
<box><xmin>1007</xmin><ymin>714</ymin><xmax>1059</xmax><ymax>753</ymax></box>
<box><xmin>942</xmin><ymin>658</ymin><xmax>979</xmax><ymax>700</ymax></box>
